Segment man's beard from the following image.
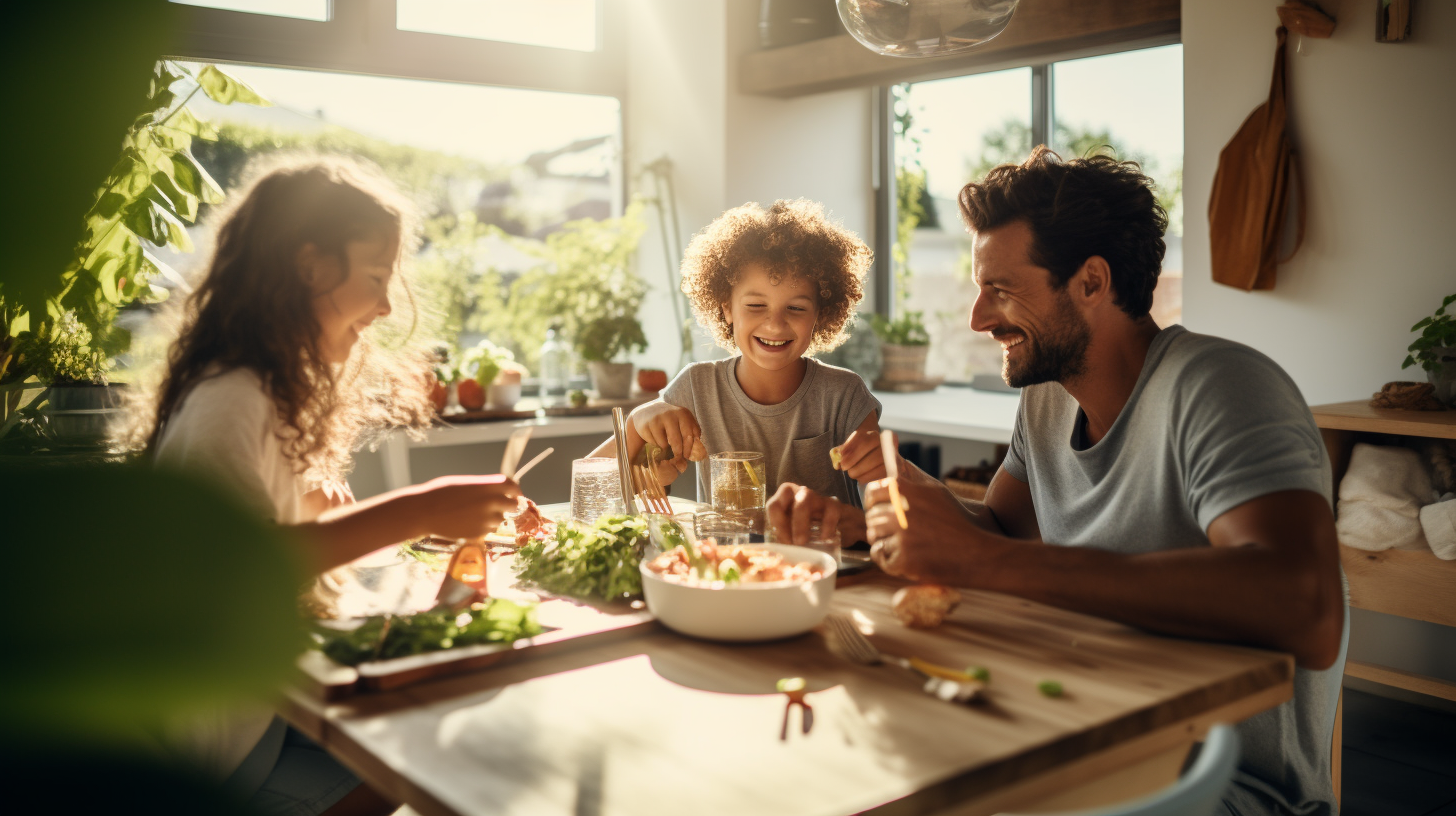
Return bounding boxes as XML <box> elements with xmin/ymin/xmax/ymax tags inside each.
<box><xmin>999</xmin><ymin>292</ymin><xmax>1091</xmax><ymax>388</ymax></box>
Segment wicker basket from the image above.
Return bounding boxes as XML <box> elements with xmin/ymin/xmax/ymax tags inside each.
<box><xmin>879</xmin><ymin>343</ymin><xmax>929</xmax><ymax>383</ymax></box>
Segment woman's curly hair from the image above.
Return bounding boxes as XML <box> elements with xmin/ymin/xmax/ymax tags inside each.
<box><xmin>680</xmin><ymin>199</ymin><xmax>870</xmax><ymax>354</ymax></box>
<box><xmin>122</xmin><ymin>155</ymin><xmax>436</xmax><ymax>485</ymax></box>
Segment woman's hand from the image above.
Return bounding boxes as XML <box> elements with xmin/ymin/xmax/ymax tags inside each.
<box><xmin>405</xmin><ymin>474</ymin><xmax>522</xmax><ymax>540</ymax></box>
<box><xmin>630</xmin><ymin>400</ymin><xmax>705</xmax><ymax>484</ymax></box>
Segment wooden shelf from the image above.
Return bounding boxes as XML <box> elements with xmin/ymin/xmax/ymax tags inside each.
<box><xmin>1346</xmin><ymin>660</ymin><xmax>1456</xmax><ymax>704</ymax></box>
<box><xmin>1309</xmin><ymin>401</ymin><xmax>1456</xmax><ymax>439</ymax></box>
<box><xmin>1339</xmin><ymin>546</ymin><xmax>1456</xmax><ymax>628</ymax></box>
<box><xmin>738</xmin><ymin>0</ymin><xmax>1179</xmax><ymax>98</ymax></box>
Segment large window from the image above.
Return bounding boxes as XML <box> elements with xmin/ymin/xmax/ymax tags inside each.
<box><xmin>161</xmin><ymin>63</ymin><xmax>622</xmax><ymax>370</ymax></box>
<box><xmin>895</xmin><ymin>45</ymin><xmax>1184</xmax><ymax>384</ymax></box>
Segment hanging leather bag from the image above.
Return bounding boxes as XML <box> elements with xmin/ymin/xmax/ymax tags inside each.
<box><xmin>1208</xmin><ymin>26</ymin><xmax>1305</xmax><ymax>291</ymax></box>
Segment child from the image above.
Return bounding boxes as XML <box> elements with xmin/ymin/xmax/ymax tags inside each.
<box><xmin>125</xmin><ymin>157</ymin><xmax>520</xmax><ymax>815</ymax></box>
<box><xmin>595</xmin><ymin>199</ymin><xmax>889</xmax><ymax>522</ymax></box>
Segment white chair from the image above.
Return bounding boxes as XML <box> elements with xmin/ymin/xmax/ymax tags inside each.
<box><xmin>1037</xmin><ymin>725</ymin><xmax>1241</xmax><ymax>816</ymax></box>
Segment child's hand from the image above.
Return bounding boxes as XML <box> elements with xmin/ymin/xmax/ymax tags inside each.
<box><xmin>833</xmin><ymin>427</ymin><xmax>890</xmax><ymax>483</ymax></box>
<box><xmin>409</xmin><ymin>475</ymin><xmax>521</xmax><ymax>540</ymax></box>
<box><xmin>631</xmin><ymin>400</ymin><xmax>702</xmax><ymax>476</ymax></box>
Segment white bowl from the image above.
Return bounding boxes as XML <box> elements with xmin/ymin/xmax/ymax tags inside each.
<box><xmin>640</xmin><ymin>544</ymin><xmax>837</xmax><ymax>642</ymax></box>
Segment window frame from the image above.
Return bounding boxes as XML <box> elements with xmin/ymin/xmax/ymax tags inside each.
<box><xmin>874</xmin><ymin>39</ymin><xmax>1179</xmax><ymax>318</ymax></box>
<box><xmin>167</xmin><ymin>0</ymin><xmax>627</xmax><ymax>99</ymax></box>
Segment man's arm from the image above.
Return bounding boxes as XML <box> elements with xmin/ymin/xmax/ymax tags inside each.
<box><xmin>867</xmin><ymin>483</ymin><xmax>1345</xmax><ymax>670</ymax></box>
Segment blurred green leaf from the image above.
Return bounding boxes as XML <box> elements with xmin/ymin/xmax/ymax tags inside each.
<box><xmin>196</xmin><ymin>64</ymin><xmax>271</xmax><ymax>106</ymax></box>
<box><xmin>0</xmin><ymin>463</ymin><xmax>307</xmax><ymax>742</ymax></box>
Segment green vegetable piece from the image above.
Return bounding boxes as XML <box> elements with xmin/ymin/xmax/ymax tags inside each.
<box><xmin>967</xmin><ymin>666</ymin><xmax>991</xmax><ymax>683</ymax></box>
<box><xmin>313</xmin><ymin>599</ymin><xmax>543</xmax><ymax>667</ymax></box>
<box><xmin>719</xmin><ymin>559</ymin><xmax>741</xmax><ymax>584</ymax></box>
<box><xmin>514</xmin><ymin>514</ymin><xmax>650</xmax><ymax>600</ymax></box>
<box><xmin>776</xmin><ymin>677</ymin><xmax>807</xmax><ymax>693</ymax></box>
<box><xmin>1037</xmin><ymin>680</ymin><xmax>1064</xmax><ymax>698</ymax></box>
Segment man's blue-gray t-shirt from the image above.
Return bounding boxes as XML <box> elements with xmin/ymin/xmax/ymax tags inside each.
<box><xmin>1003</xmin><ymin>325</ymin><xmax>1346</xmax><ymax>816</ymax></box>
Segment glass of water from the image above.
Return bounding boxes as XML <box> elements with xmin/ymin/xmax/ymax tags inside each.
<box><xmin>693</xmin><ymin>511</ymin><xmax>750</xmax><ymax>549</ymax></box>
<box><xmin>709</xmin><ymin>451</ymin><xmax>767</xmax><ymax>534</ymax></box>
<box><xmin>570</xmin><ymin>457</ymin><xmax>622</xmax><ymax>524</ymax></box>
<box><xmin>801</xmin><ymin>522</ymin><xmax>842</xmax><ymax>569</ymax></box>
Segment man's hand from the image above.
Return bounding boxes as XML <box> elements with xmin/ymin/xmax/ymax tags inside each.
<box><xmin>865</xmin><ymin>478</ymin><xmax>985</xmax><ymax>583</ymax></box>
<box><xmin>767</xmin><ymin>482</ymin><xmax>867</xmax><ymax>547</ymax></box>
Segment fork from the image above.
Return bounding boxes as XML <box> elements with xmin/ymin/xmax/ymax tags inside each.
<box><xmin>823</xmin><ymin>614</ymin><xmax>983</xmax><ymax>704</ymax></box>
<box><xmin>632</xmin><ymin>463</ymin><xmax>673</xmax><ymax>515</ymax></box>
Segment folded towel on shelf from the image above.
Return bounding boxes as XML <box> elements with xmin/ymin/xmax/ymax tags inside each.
<box><xmin>1335</xmin><ymin>443</ymin><xmax>1435</xmax><ymax>552</ymax></box>
<box><xmin>1421</xmin><ymin>493</ymin><xmax>1456</xmax><ymax>560</ymax></box>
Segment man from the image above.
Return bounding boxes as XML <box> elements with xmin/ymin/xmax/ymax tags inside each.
<box><xmin>770</xmin><ymin>147</ymin><xmax>1346</xmax><ymax>816</ymax></box>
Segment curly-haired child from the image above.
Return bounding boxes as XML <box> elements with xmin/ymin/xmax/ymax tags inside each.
<box><xmin>593</xmin><ymin>199</ymin><xmax>889</xmax><ymax>535</ymax></box>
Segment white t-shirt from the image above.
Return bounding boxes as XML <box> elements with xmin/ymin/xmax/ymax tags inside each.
<box><xmin>153</xmin><ymin>367</ymin><xmax>307</xmax><ymax>784</ymax></box>
<box><xmin>155</xmin><ymin>367</ymin><xmax>307</xmax><ymax>525</ymax></box>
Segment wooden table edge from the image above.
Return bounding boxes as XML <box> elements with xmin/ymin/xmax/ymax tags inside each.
<box><xmin>861</xmin><ymin>666</ymin><xmax>1294</xmax><ymax>816</ymax></box>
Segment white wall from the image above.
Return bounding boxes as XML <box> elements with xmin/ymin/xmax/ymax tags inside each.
<box><xmin>1184</xmin><ymin>0</ymin><xmax>1456</xmax><ymax>691</ymax></box>
<box><xmin>723</xmin><ymin>0</ymin><xmax>874</xmax><ymax>269</ymax></box>
<box><xmin>624</xmin><ymin>0</ymin><xmax>730</xmax><ymax>373</ymax></box>
<box><xmin>624</xmin><ymin>0</ymin><xmax>878</xmax><ymax>379</ymax></box>
<box><xmin>1183</xmin><ymin>0</ymin><xmax>1456</xmax><ymax>406</ymax></box>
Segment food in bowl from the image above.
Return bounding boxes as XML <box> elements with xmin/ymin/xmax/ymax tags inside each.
<box><xmin>646</xmin><ymin>541</ymin><xmax>825</xmax><ymax>587</ymax></box>
<box><xmin>640</xmin><ymin>543</ymin><xmax>837</xmax><ymax>642</ymax></box>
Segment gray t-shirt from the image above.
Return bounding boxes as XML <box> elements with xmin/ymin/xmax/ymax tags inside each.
<box><xmin>662</xmin><ymin>357</ymin><xmax>880</xmax><ymax>507</ymax></box>
<box><xmin>1003</xmin><ymin>325</ymin><xmax>1345</xmax><ymax>816</ymax></box>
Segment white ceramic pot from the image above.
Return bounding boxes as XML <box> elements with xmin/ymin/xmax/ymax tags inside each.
<box><xmin>486</xmin><ymin>382</ymin><xmax>522</xmax><ymax>411</ymax></box>
<box><xmin>880</xmin><ymin>343</ymin><xmax>929</xmax><ymax>383</ymax></box>
<box><xmin>640</xmin><ymin>544</ymin><xmax>837</xmax><ymax>642</ymax></box>
<box><xmin>588</xmin><ymin>361</ymin><xmax>634</xmax><ymax>400</ymax></box>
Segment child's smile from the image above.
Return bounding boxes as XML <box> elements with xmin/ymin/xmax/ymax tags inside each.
<box><xmin>723</xmin><ymin>263</ymin><xmax>818</xmax><ymax>393</ymax></box>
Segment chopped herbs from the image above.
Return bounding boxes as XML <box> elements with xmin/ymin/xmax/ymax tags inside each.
<box><xmin>967</xmin><ymin>666</ymin><xmax>991</xmax><ymax>683</ymax></box>
<box><xmin>313</xmin><ymin>599</ymin><xmax>542</xmax><ymax>667</ymax></box>
<box><xmin>514</xmin><ymin>514</ymin><xmax>649</xmax><ymax>600</ymax></box>
<box><xmin>1037</xmin><ymin>680</ymin><xmax>1064</xmax><ymax>698</ymax></box>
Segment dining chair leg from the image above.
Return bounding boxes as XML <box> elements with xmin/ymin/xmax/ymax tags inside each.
<box><xmin>1332</xmin><ymin>688</ymin><xmax>1343</xmax><ymax>806</ymax></box>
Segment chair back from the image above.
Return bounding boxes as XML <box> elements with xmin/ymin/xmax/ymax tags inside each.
<box><xmin>1038</xmin><ymin>725</ymin><xmax>1241</xmax><ymax>816</ymax></box>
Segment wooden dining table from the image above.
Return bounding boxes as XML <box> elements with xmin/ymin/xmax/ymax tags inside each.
<box><xmin>282</xmin><ymin>503</ymin><xmax>1294</xmax><ymax>816</ymax></box>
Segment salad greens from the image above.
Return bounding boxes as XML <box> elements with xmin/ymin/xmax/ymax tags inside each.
<box><xmin>515</xmin><ymin>514</ymin><xmax>649</xmax><ymax>600</ymax></box>
<box><xmin>313</xmin><ymin>599</ymin><xmax>542</xmax><ymax>667</ymax></box>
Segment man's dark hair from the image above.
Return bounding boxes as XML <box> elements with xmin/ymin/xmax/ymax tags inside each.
<box><xmin>958</xmin><ymin>146</ymin><xmax>1168</xmax><ymax>318</ymax></box>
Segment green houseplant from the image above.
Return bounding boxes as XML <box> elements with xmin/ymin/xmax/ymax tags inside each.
<box><xmin>1403</xmin><ymin>292</ymin><xmax>1456</xmax><ymax>407</ymax></box>
<box><xmin>506</xmin><ymin>203</ymin><xmax>648</xmax><ymax>400</ymax></box>
<box><xmin>1</xmin><ymin>61</ymin><xmax>268</xmax><ymax>448</ymax></box>
<box><xmin>871</xmin><ymin>310</ymin><xmax>931</xmax><ymax>385</ymax></box>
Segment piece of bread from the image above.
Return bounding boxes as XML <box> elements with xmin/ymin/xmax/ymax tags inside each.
<box><xmin>892</xmin><ymin>584</ymin><xmax>962</xmax><ymax>628</ymax></box>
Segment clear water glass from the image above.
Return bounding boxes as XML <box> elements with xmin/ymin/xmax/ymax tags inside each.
<box><xmin>693</xmin><ymin>512</ymin><xmax>750</xmax><ymax>549</ymax></box>
<box><xmin>709</xmin><ymin>451</ymin><xmax>767</xmax><ymax>534</ymax></box>
<box><xmin>802</xmin><ymin>522</ymin><xmax>842</xmax><ymax>569</ymax></box>
<box><xmin>570</xmin><ymin>457</ymin><xmax>622</xmax><ymax>524</ymax></box>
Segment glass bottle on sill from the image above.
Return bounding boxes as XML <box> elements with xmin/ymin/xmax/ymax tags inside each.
<box><xmin>539</xmin><ymin>322</ymin><xmax>571</xmax><ymax>406</ymax></box>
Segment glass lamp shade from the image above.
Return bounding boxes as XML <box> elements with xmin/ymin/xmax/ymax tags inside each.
<box><xmin>836</xmin><ymin>0</ymin><xmax>1021</xmax><ymax>58</ymax></box>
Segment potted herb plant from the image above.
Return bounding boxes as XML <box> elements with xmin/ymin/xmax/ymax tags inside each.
<box><xmin>1</xmin><ymin>62</ymin><xmax>269</xmax><ymax>448</ymax></box>
<box><xmin>1403</xmin><ymin>292</ymin><xmax>1456</xmax><ymax>408</ymax></box>
<box><xmin>578</xmin><ymin>315</ymin><xmax>648</xmax><ymax>400</ymax></box>
<box><xmin>871</xmin><ymin>310</ymin><xmax>931</xmax><ymax>384</ymax></box>
<box><xmin>506</xmin><ymin>203</ymin><xmax>649</xmax><ymax>401</ymax></box>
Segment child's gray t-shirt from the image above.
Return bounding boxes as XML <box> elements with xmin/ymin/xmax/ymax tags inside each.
<box><xmin>1004</xmin><ymin>324</ymin><xmax>1344</xmax><ymax>816</ymax></box>
<box><xmin>661</xmin><ymin>357</ymin><xmax>880</xmax><ymax>507</ymax></box>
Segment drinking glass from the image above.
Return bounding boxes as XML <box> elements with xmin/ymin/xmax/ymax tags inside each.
<box><xmin>693</xmin><ymin>512</ymin><xmax>750</xmax><ymax>549</ymax></box>
<box><xmin>802</xmin><ymin>522</ymin><xmax>842</xmax><ymax>569</ymax></box>
<box><xmin>709</xmin><ymin>451</ymin><xmax>767</xmax><ymax>534</ymax></box>
<box><xmin>570</xmin><ymin>457</ymin><xmax>622</xmax><ymax>524</ymax></box>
